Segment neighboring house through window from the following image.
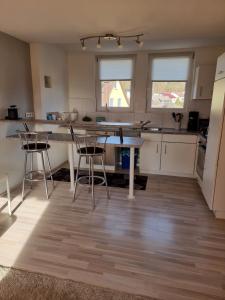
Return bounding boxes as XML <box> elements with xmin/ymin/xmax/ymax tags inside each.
<box><xmin>148</xmin><ymin>53</ymin><xmax>193</xmax><ymax>110</ymax></box>
<box><xmin>97</xmin><ymin>56</ymin><xmax>134</xmax><ymax>111</ymax></box>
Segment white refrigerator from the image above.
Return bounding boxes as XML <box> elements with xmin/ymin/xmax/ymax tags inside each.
<box><xmin>202</xmin><ymin>52</ymin><xmax>225</xmax><ymax>219</ymax></box>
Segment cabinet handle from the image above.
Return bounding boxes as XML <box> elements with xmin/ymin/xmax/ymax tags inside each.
<box><xmin>164</xmin><ymin>144</ymin><xmax>167</xmax><ymax>154</ymax></box>
<box><xmin>199</xmin><ymin>86</ymin><xmax>203</xmax><ymax>97</ymax></box>
<box><xmin>156</xmin><ymin>143</ymin><xmax>159</xmax><ymax>153</ymax></box>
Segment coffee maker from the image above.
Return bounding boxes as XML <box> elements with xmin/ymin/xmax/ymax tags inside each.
<box><xmin>7</xmin><ymin>105</ymin><xmax>18</xmax><ymax>120</ymax></box>
<box><xmin>187</xmin><ymin>111</ymin><xmax>199</xmax><ymax>131</ymax></box>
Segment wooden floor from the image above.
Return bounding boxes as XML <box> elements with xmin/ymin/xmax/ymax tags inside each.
<box><xmin>0</xmin><ymin>175</ymin><xmax>225</xmax><ymax>300</ymax></box>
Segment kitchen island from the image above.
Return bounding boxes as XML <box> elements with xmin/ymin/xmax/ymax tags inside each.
<box><xmin>8</xmin><ymin>132</ymin><xmax>144</xmax><ymax>200</ymax></box>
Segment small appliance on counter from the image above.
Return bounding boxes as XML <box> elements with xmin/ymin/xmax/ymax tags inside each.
<box><xmin>187</xmin><ymin>111</ymin><xmax>199</xmax><ymax>131</ymax></box>
<box><xmin>6</xmin><ymin>105</ymin><xmax>19</xmax><ymax>120</ymax></box>
<box><xmin>25</xmin><ymin>112</ymin><xmax>35</xmax><ymax>119</ymax></box>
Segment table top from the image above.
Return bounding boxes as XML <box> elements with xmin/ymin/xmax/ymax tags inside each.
<box><xmin>8</xmin><ymin>133</ymin><xmax>144</xmax><ymax>148</ymax></box>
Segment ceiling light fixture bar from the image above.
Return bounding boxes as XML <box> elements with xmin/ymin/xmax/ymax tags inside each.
<box><xmin>80</xmin><ymin>33</ymin><xmax>144</xmax><ymax>50</ymax></box>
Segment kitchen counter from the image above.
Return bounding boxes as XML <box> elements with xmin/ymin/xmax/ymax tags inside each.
<box><xmin>141</xmin><ymin>128</ymin><xmax>199</xmax><ymax>135</ymax></box>
<box><xmin>0</xmin><ymin>119</ymin><xmax>199</xmax><ymax>135</ymax></box>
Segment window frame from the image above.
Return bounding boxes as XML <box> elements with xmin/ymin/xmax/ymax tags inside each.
<box><xmin>146</xmin><ymin>52</ymin><xmax>194</xmax><ymax>112</ymax></box>
<box><xmin>96</xmin><ymin>55</ymin><xmax>136</xmax><ymax>112</ymax></box>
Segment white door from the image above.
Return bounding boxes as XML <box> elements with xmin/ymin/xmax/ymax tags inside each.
<box><xmin>213</xmin><ymin>109</ymin><xmax>225</xmax><ymax>215</ymax></box>
<box><xmin>161</xmin><ymin>142</ymin><xmax>197</xmax><ymax>176</ymax></box>
<box><xmin>202</xmin><ymin>78</ymin><xmax>225</xmax><ymax>209</ymax></box>
<box><xmin>140</xmin><ymin>141</ymin><xmax>161</xmax><ymax>173</ymax></box>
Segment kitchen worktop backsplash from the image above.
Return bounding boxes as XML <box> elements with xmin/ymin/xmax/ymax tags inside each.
<box><xmin>69</xmin><ymin>93</ymin><xmax>211</xmax><ymax>129</ymax></box>
<box><xmin>73</xmin><ymin>109</ymin><xmax>210</xmax><ymax>130</ymax></box>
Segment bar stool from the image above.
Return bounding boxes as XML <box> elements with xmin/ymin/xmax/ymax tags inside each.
<box><xmin>69</xmin><ymin>126</ymin><xmax>110</xmax><ymax>210</ymax></box>
<box><xmin>18</xmin><ymin>131</ymin><xmax>54</xmax><ymax>200</ymax></box>
<box><xmin>0</xmin><ymin>173</ymin><xmax>11</xmax><ymax>215</ymax></box>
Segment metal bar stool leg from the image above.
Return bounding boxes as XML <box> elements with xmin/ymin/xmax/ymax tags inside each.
<box><xmin>22</xmin><ymin>152</ymin><xmax>28</xmax><ymax>201</ymax></box>
<box><xmin>46</xmin><ymin>150</ymin><xmax>54</xmax><ymax>187</ymax></box>
<box><xmin>88</xmin><ymin>156</ymin><xmax>91</xmax><ymax>193</ymax></box>
<box><xmin>90</xmin><ymin>156</ymin><xmax>95</xmax><ymax>210</ymax></box>
<box><xmin>30</xmin><ymin>152</ymin><xmax>33</xmax><ymax>189</ymax></box>
<box><xmin>101</xmin><ymin>156</ymin><xmax>110</xmax><ymax>199</ymax></box>
<box><xmin>6</xmin><ymin>176</ymin><xmax>11</xmax><ymax>215</ymax></box>
<box><xmin>40</xmin><ymin>151</ymin><xmax>49</xmax><ymax>200</ymax></box>
<box><xmin>73</xmin><ymin>155</ymin><xmax>81</xmax><ymax>202</ymax></box>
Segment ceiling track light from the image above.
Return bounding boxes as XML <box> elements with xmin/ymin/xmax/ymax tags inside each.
<box><xmin>80</xmin><ymin>33</ymin><xmax>144</xmax><ymax>50</ymax></box>
<box><xmin>117</xmin><ymin>37</ymin><xmax>123</xmax><ymax>49</ymax></box>
<box><xmin>81</xmin><ymin>39</ymin><xmax>86</xmax><ymax>50</ymax></box>
<box><xmin>136</xmin><ymin>35</ymin><xmax>144</xmax><ymax>47</ymax></box>
<box><xmin>96</xmin><ymin>36</ymin><xmax>101</xmax><ymax>49</ymax></box>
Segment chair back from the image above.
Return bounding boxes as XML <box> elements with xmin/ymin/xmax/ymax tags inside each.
<box><xmin>69</xmin><ymin>125</ymin><xmax>108</xmax><ymax>154</ymax></box>
<box><xmin>17</xmin><ymin>131</ymin><xmax>49</xmax><ymax>151</ymax></box>
<box><xmin>23</xmin><ymin>122</ymin><xmax>30</xmax><ymax>132</ymax></box>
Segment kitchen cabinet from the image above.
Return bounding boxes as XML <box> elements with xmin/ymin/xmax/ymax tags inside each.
<box><xmin>215</xmin><ymin>52</ymin><xmax>225</xmax><ymax>81</ymax></box>
<box><xmin>161</xmin><ymin>134</ymin><xmax>197</xmax><ymax>176</ymax></box>
<box><xmin>140</xmin><ymin>133</ymin><xmax>161</xmax><ymax>173</ymax></box>
<box><xmin>161</xmin><ymin>141</ymin><xmax>197</xmax><ymax>176</ymax></box>
<box><xmin>140</xmin><ymin>133</ymin><xmax>197</xmax><ymax>177</ymax></box>
<box><xmin>192</xmin><ymin>64</ymin><xmax>216</xmax><ymax>100</ymax></box>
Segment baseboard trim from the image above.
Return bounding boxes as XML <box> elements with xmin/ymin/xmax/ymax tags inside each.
<box><xmin>214</xmin><ymin>210</ymin><xmax>225</xmax><ymax>219</ymax></box>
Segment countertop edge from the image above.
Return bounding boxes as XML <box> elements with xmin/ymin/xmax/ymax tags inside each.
<box><xmin>0</xmin><ymin>119</ymin><xmax>200</xmax><ymax>136</ymax></box>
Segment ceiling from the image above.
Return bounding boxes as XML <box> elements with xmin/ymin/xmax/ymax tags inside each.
<box><xmin>0</xmin><ymin>0</ymin><xmax>225</xmax><ymax>50</ymax></box>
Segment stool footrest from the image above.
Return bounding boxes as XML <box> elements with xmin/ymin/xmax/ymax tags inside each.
<box><xmin>25</xmin><ymin>170</ymin><xmax>48</xmax><ymax>182</ymax></box>
<box><xmin>77</xmin><ymin>175</ymin><xmax>105</xmax><ymax>187</ymax></box>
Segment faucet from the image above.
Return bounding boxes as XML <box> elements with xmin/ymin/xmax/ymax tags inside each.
<box><xmin>140</xmin><ymin>120</ymin><xmax>151</xmax><ymax>129</ymax></box>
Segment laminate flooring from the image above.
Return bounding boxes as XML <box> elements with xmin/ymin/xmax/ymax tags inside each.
<box><xmin>0</xmin><ymin>175</ymin><xmax>225</xmax><ymax>300</ymax></box>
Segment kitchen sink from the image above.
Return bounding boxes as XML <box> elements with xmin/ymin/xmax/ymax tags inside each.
<box><xmin>142</xmin><ymin>127</ymin><xmax>162</xmax><ymax>132</ymax></box>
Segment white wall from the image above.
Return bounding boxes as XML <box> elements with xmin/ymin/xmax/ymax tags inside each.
<box><xmin>30</xmin><ymin>43</ymin><xmax>68</xmax><ymax>118</ymax></box>
<box><xmin>0</xmin><ymin>32</ymin><xmax>33</xmax><ymax>193</ymax></box>
<box><xmin>0</xmin><ymin>31</ymin><xmax>33</xmax><ymax>119</ymax></box>
<box><xmin>30</xmin><ymin>43</ymin><xmax>69</xmax><ymax>169</ymax></box>
<box><xmin>68</xmin><ymin>46</ymin><xmax>225</xmax><ymax>128</ymax></box>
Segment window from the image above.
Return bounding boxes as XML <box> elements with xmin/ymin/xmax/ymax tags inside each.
<box><xmin>97</xmin><ymin>57</ymin><xmax>134</xmax><ymax>111</ymax></box>
<box><xmin>148</xmin><ymin>54</ymin><xmax>192</xmax><ymax>110</ymax></box>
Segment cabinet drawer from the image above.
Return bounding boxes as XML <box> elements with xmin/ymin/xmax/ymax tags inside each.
<box><xmin>141</xmin><ymin>133</ymin><xmax>162</xmax><ymax>142</ymax></box>
<box><xmin>162</xmin><ymin>134</ymin><xmax>197</xmax><ymax>144</ymax></box>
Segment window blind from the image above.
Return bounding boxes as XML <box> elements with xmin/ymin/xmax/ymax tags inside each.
<box><xmin>151</xmin><ymin>56</ymin><xmax>190</xmax><ymax>81</ymax></box>
<box><xmin>99</xmin><ymin>58</ymin><xmax>133</xmax><ymax>80</ymax></box>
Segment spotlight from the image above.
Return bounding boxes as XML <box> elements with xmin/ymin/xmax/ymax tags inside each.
<box><xmin>96</xmin><ymin>37</ymin><xmax>101</xmax><ymax>49</ymax></box>
<box><xmin>81</xmin><ymin>40</ymin><xmax>86</xmax><ymax>50</ymax></box>
<box><xmin>117</xmin><ymin>37</ymin><xmax>123</xmax><ymax>49</ymax></box>
<box><xmin>136</xmin><ymin>36</ymin><xmax>144</xmax><ymax>47</ymax></box>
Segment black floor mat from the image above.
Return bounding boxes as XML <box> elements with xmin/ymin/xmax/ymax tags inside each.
<box><xmin>49</xmin><ymin>168</ymin><xmax>147</xmax><ymax>190</ymax></box>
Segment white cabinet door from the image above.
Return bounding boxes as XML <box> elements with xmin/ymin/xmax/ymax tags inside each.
<box><xmin>161</xmin><ymin>142</ymin><xmax>197</xmax><ymax>176</ymax></box>
<box><xmin>140</xmin><ymin>141</ymin><xmax>161</xmax><ymax>173</ymax></box>
<box><xmin>192</xmin><ymin>65</ymin><xmax>216</xmax><ymax>100</ymax></box>
<box><xmin>140</xmin><ymin>133</ymin><xmax>161</xmax><ymax>173</ymax></box>
<box><xmin>215</xmin><ymin>52</ymin><xmax>225</xmax><ymax>81</ymax></box>
<box><xmin>202</xmin><ymin>78</ymin><xmax>225</xmax><ymax>209</ymax></box>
